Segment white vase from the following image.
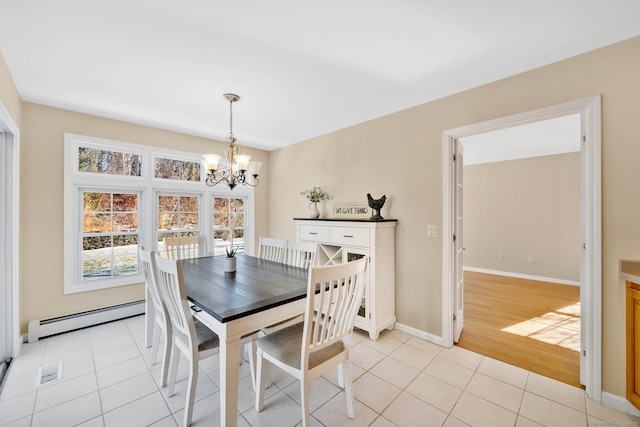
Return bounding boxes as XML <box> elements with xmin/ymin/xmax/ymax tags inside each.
<box><xmin>309</xmin><ymin>202</ymin><xmax>320</xmax><ymax>219</ymax></box>
<box><xmin>224</xmin><ymin>256</ymin><xmax>236</xmax><ymax>273</ymax></box>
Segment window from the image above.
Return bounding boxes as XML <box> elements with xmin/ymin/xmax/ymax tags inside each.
<box><xmin>212</xmin><ymin>196</ymin><xmax>246</xmax><ymax>256</ymax></box>
<box><xmin>82</xmin><ymin>191</ymin><xmax>139</xmax><ymax>279</ymax></box>
<box><xmin>78</xmin><ymin>146</ymin><xmax>142</xmax><ymax>176</ymax></box>
<box><xmin>154</xmin><ymin>157</ymin><xmax>200</xmax><ymax>182</ymax></box>
<box><xmin>64</xmin><ymin>133</ymin><xmax>257</xmax><ymax>294</ymax></box>
<box><xmin>157</xmin><ymin>193</ymin><xmax>202</xmax><ymax>250</ymax></box>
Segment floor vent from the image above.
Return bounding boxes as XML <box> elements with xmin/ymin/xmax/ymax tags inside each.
<box><xmin>36</xmin><ymin>362</ymin><xmax>63</xmax><ymax>387</ymax></box>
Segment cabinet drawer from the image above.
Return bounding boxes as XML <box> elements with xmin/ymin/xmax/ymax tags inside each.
<box><xmin>299</xmin><ymin>225</ymin><xmax>330</xmax><ymax>242</ymax></box>
<box><xmin>330</xmin><ymin>227</ymin><xmax>369</xmax><ymax>247</ymax></box>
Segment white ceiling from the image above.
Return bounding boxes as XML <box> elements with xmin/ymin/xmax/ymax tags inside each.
<box><xmin>0</xmin><ymin>1</ymin><xmax>639</xmax><ymax>151</ymax></box>
<box><xmin>461</xmin><ymin>114</ymin><xmax>582</xmax><ymax>165</ymax></box>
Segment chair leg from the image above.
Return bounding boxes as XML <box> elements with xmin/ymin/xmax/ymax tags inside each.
<box><xmin>246</xmin><ymin>341</ymin><xmax>257</xmax><ymax>392</ymax></box>
<box><xmin>342</xmin><ymin>361</ymin><xmax>355</xmax><ymax>419</ymax></box>
<box><xmin>151</xmin><ymin>321</ymin><xmax>161</xmax><ymax>364</ymax></box>
<box><xmin>159</xmin><ymin>326</ymin><xmax>171</xmax><ymax>387</ymax></box>
<box><xmin>167</xmin><ymin>343</ymin><xmax>180</xmax><ymax>397</ymax></box>
<box><xmin>183</xmin><ymin>353</ymin><xmax>198</xmax><ymax>427</ymax></box>
<box><xmin>300</xmin><ymin>376</ymin><xmax>311</xmax><ymax>427</ymax></box>
<box><xmin>255</xmin><ymin>348</ymin><xmax>268</xmax><ymax>412</ymax></box>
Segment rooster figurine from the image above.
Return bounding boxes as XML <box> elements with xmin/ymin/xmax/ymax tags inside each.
<box><xmin>367</xmin><ymin>193</ymin><xmax>386</xmax><ymax>221</ymax></box>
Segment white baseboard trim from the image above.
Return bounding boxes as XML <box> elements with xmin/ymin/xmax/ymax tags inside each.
<box><xmin>464</xmin><ymin>266</ymin><xmax>580</xmax><ymax>286</ymax></box>
<box><xmin>394</xmin><ymin>322</ymin><xmax>448</xmax><ymax>348</ymax></box>
<box><xmin>27</xmin><ymin>301</ymin><xmax>145</xmax><ymax>342</ymax></box>
<box><xmin>601</xmin><ymin>391</ymin><xmax>640</xmax><ymax>417</ymax></box>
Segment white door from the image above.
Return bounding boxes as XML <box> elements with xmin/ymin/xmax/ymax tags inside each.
<box><xmin>579</xmin><ymin>117</ymin><xmax>587</xmax><ymax>385</ymax></box>
<box><xmin>453</xmin><ymin>139</ymin><xmax>464</xmax><ymax>343</ymax></box>
<box><xmin>0</xmin><ymin>130</ymin><xmax>6</xmax><ymax>364</ymax></box>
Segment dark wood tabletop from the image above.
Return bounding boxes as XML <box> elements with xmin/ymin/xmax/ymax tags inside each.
<box><xmin>180</xmin><ymin>254</ymin><xmax>309</xmax><ymax>323</ymax></box>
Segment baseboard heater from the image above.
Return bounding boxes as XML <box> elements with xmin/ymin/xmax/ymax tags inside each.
<box><xmin>27</xmin><ymin>300</ymin><xmax>145</xmax><ymax>343</ymax></box>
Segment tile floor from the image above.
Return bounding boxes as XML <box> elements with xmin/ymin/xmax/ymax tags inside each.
<box><xmin>0</xmin><ymin>315</ymin><xmax>638</xmax><ymax>427</ymax></box>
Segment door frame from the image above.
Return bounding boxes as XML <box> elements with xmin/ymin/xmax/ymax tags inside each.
<box><xmin>0</xmin><ymin>100</ymin><xmax>21</xmax><ymax>360</ymax></box>
<box><xmin>441</xmin><ymin>96</ymin><xmax>602</xmax><ymax>401</ymax></box>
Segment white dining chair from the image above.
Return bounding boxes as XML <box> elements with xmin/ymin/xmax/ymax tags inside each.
<box><xmin>254</xmin><ymin>257</ymin><xmax>368</xmax><ymax>426</ymax></box>
<box><xmin>250</xmin><ymin>241</ymin><xmax>318</xmax><ymax>387</ymax></box>
<box><xmin>257</xmin><ymin>237</ymin><xmax>286</xmax><ymax>263</ymax></box>
<box><xmin>139</xmin><ymin>246</ymin><xmax>172</xmax><ymax>387</ymax></box>
<box><xmin>152</xmin><ymin>251</ymin><xmax>220</xmax><ymax>427</ymax></box>
<box><xmin>286</xmin><ymin>240</ymin><xmax>318</xmax><ymax>269</ymax></box>
<box><xmin>163</xmin><ymin>235</ymin><xmax>207</xmax><ymax>260</ymax></box>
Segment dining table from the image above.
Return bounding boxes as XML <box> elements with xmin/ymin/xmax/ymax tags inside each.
<box><xmin>145</xmin><ymin>253</ymin><xmax>309</xmax><ymax>427</ymax></box>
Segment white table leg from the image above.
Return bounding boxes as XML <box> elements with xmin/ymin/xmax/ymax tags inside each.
<box><xmin>144</xmin><ymin>292</ymin><xmax>154</xmax><ymax>348</ymax></box>
<box><xmin>219</xmin><ymin>335</ymin><xmax>241</xmax><ymax>427</ymax></box>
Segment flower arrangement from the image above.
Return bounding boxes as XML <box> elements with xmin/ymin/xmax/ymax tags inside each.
<box><xmin>301</xmin><ymin>186</ymin><xmax>332</xmax><ymax>203</ymax></box>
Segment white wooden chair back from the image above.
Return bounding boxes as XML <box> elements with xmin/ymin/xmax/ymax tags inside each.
<box><xmin>286</xmin><ymin>241</ymin><xmax>317</xmax><ymax>269</ymax></box>
<box><xmin>302</xmin><ymin>257</ymin><xmax>367</xmax><ymax>363</ymax></box>
<box><xmin>153</xmin><ymin>252</ymin><xmax>196</xmax><ymax>355</ymax></box>
<box><xmin>139</xmin><ymin>246</ymin><xmax>172</xmax><ymax>386</ymax></box>
<box><xmin>140</xmin><ymin>246</ymin><xmax>166</xmax><ymax>320</ymax></box>
<box><xmin>257</xmin><ymin>237</ymin><xmax>287</xmax><ymax>263</ymax></box>
<box><xmin>163</xmin><ymin>235</ymin><xmax>207</xmax><ymax>260</ymax></box>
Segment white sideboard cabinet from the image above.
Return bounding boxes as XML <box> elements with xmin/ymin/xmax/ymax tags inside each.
<box><xmin>294</xmin><ymin>218</ymin><xmax>397</xmax><ymax>340</ymax></box>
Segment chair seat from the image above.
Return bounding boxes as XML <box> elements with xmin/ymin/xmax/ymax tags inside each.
<box><xmin>193</xmin><ymin>318</ymin><xmax>220</xmax><ymax>352</ymax></box>
<box><xmin>256</xmin><ymin>322</ymin><xmax>344</xmax><ymax>370</ymax></box>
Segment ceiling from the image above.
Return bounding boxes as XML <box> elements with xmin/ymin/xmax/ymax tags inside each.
<box><xmin>461</xmin><ymin>114</ymin><xmax>581</xmax><ymax>165</ymax></box>
<box><xmin>0</xmin><ymin>1</ymin><xmax>639</xmax><ymax>151</ymax></box>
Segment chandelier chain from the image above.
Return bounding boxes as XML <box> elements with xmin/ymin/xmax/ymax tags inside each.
<box><xmin>228</xmin><ymin>97</ymin><xmax>234</xmax><ymax>140</ymax></box>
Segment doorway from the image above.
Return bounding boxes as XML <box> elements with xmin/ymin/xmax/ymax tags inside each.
<box><xmin>0</xmin><ymin>101</ymin><xmax>20</xmax><ymax>386</ymax></box>
<box><xmin>456</xmin><ymin>114</ymin><xmax>582</xmax><ymax>387</ymax></box>
<box><xmin>442</xmin><ymin>96</ymin><xmax>602</xmax><ymax>401</ymax></box>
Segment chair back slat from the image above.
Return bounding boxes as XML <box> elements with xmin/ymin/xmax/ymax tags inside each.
<box><xmin>302</xmin><ymin>257</ymin><xmax>367</xmax><ymax>363</ymax></box>
<box><xmin>163</xmin><ymin>235</ymin><xmax>207</xmax><ymax>260</ymax></box>
<box><xmin>258</xmin><ymin>237</ymin><xmax>287</xmax><ymax>263</ymax></box>
<box><xmin>286</xmin><ymin>241</ymin><xmax>317</xmax><ymax>269</ymax></box>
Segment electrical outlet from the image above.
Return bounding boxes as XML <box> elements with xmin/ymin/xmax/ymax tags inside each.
<box><xmin>528</xmin><ymin>256</ymin><xmax>534</xmax><ymax>264</ymax></box>
<box><xmin>498</xmin><ymin>252</ymin><xmax>504</xmax><ymax>260</ymax></box>
<box><xmin>427</xmin><ymin>225</ymin><xmax>439</xmax><ymax>237</ymax></box>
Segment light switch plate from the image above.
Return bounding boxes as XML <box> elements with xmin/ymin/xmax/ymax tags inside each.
<box><xmin>427</xmin><ymin>225</ymin><xmax>439</xmax><ymax>237</ymax></box>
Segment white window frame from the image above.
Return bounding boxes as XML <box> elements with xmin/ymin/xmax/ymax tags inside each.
<box><xmin>64</xmin><ymin>133</ymin><xmax>256</xmax><ymax>294</ymax></box>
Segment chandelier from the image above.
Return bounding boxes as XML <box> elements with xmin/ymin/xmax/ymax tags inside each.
<box><xmin>203</xmin><ymin>93</ymin><xmax>261</xmax><ymax>189</ymax></box>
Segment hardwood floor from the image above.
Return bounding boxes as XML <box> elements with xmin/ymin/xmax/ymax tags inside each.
<box><xmin>456</xmin><ymin>270</ymin><xmax>583</xmax><ymax>388</ymax></box>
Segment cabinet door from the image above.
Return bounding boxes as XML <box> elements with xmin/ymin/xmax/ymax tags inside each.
<box><xmin>628</xmin><ymin>285</ymin><xmax>640</xmax><ymax>409</ymax></box>
<box><xmin>343</xmin><ymin>248</ymin><xmax>370</xmax><ymax>325</ymax></box>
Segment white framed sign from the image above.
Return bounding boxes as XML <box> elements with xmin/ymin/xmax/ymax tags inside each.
<box><xmin>333</xmin><ymin>203</ymin><xmax>371</xmax><ymax>219</ymax></box>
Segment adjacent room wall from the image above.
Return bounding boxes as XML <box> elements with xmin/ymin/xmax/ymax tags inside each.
<box><xmin>18</xmin><ymin>102</ymin><xmax>270</xmax><ymax>332</ymax></box>
<box><xmin>462</xmin><ymin>152</ymin><xmax>581</xmax><ymax>283</ymax></box>
<box><xmin>268</xmin><ymin>36</ymin><xmax>640</xmax><ymax>397</ymax></box>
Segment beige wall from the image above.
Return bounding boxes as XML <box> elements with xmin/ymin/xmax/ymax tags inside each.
<box><xmin>269</xmin><ymin>36</ymin><xmax>640</xmax><ymax>396</ymax></box>
<box><xmin>19</xmin><ymin>102</ymin><xmax>270</xmax><ymax>332</ymax></box>
<box><xmin>463</xmin><ymin>152</ymin><xmax>581</xmax><ymax>282</ymax></box>
<box><xmin>0</xmin><ymin>50</ymin><xmax>21</xmax><ymax>128</ymax></box>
